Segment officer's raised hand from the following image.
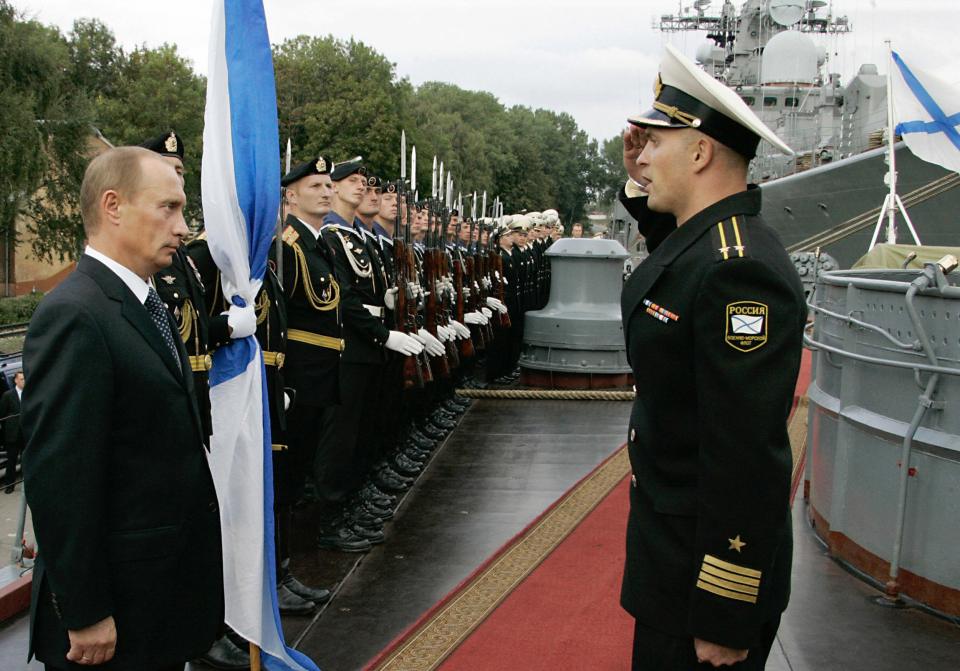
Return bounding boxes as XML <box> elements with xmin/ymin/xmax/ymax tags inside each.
<box><xmin>622</xmin><ymin>125</ymin><xmax>647</xmax><ymax>184</ymax></box>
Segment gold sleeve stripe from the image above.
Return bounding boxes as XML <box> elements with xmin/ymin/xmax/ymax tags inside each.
<box><xmin>730</xmin><ymin>217</ymin><xmax>745</xmax><ymax>257</ymax></box>
<box><xmin>697</xmin><ymin>571</ymin><xmax>759</xmax><ymax>596</ymax></box>
<box><xmin>703</xmin><ymin>554</ymin><xmax>762</xmax><ymax>579</ymax></box>
<box><xmin>700</xmin><ymin>563</ymin><xmax>761</xmax><ymax>587</ymax></box>
<box><xmin>716</xmin><ymin>223</ymin><xmax>730</xmax><ymax>260</ymax></box>
<box><xmin>697</xmin><ymin>580</ymin><xmax>758</xmax><ymax>604</ymax></box>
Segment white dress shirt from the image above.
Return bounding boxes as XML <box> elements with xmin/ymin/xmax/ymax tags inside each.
<box><xmin>84</xmin><ymin>245</ymin><xmax>151</xmax><ymax>304</ymax></box>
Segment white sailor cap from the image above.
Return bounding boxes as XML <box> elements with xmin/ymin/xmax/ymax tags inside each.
<box><xmin>629</xmin><ymin>44</ymin><xmax>793</xmax><ymax>159</ymax></box>
<box><xmin>509</xmin><ymin>216</ymin><xmax>531</xmax><ymax>232</ymax></box>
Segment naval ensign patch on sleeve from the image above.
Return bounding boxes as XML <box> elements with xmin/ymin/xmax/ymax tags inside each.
<box><xmin>725</xmin><ymin>301</ymin><xmax>768</xmax><ymax>352</ymax></box>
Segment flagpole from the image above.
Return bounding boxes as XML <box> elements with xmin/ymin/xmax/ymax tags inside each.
<box><xmin>870</xmin><ymin>41</ymin><xmax>920</xmax><ymax>250</ymax></box>
<box><xmin>250</xmin><ymin>643</ymin><xmax>262</xmax><ymax>671</ymax></box>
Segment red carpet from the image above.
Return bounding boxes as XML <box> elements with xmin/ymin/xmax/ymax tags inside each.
<box><xmin>438</xmin><ymin>474</ymin><xmax>633</xmax><ymax>671</ymax></box>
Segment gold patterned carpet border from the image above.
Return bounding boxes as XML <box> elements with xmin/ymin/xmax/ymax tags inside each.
<box><xmin>371</xmin><ymin>447</ymin><xmax>631</xmax><ymax>671</ymax></box>
<box><xmin>789</xmin><ymin>396</ymin><xmax>809</xmax><ymax>489</ymax></box>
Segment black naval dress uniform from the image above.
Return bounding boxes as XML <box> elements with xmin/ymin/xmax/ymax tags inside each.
<box><xmin>153</xmin><ymin>248</ymin><xmax>230</xmax><ymax>440</ymax></box>
<box><xmin>318</xmin><ymin>212</ymin><xmax>391</xmax><ymax>514</ymax></box>
<box><xmin>275</xmin><ymin>215</ymin><xmax>344</xmax><ymax>503</ymax></box>
<box><xmin>619</xmin><ymin>186</ymin><xmax>806</xmax><ymax>668</ymax></box>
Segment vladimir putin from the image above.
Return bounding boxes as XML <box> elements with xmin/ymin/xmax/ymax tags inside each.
<box><xmin>22</xmin><ymin>146</ymin><xmax>224</xmax><ymax>670</ymax></box>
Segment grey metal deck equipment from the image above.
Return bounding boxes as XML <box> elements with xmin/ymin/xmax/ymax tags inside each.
<box><xmin>520</xmin><ymin>238</ymin><xmax>631</xmax><ymax>388</ymax></box>
<box><xmin>804</xmin><ymin>256</ymin><xmax>960</xmax><ymax>617</ymax></box>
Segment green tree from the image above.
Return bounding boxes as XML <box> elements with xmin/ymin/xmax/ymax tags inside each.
<box><xmin>94</xmin><ymin>44</ymin><xmax>207</xmax><ymax>223</ymax></box>
<box><xmin>0</xmin><ymin>1</ymin><xmax>93</xmax><ymax>263</ymax></box>
<box><xmin>274</xmin><ymin>35</ymin><xmax>409</xmax><ymax>178</ymax></box>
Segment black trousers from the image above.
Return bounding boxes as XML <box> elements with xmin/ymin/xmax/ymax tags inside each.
<box><xmin>314</xmin><ymin>362</ymin><xmax>382</xmax><ymax>504</ymax></box>
<box><xmin>2</xmin><ymin>438</ymin><xmax>23</xmax><ymax>486</ymax></box>
<box><xmin>284</xmin><ymin>402</ymin><xmax>330</xmax><ymax>504</ymax></box>
<box><xmin>631</xmin><ymin>617</ymin><xmax>780</xmax><ymax>671</ymax></box>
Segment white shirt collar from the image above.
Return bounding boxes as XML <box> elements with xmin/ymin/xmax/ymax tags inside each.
<box><xmin>295</xmin><ymin>216</ymin><xmax>323</xmax><ymax>240</ymax></box>
<box><xmin>84</xmin><ymin>245</ymin><xmax>151</xmax><ymax>304</ymax></box>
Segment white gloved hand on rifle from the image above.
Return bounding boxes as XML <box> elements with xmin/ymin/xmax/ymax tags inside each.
<box><xmin>225</xmin><ymin>304</ymin><xmax>257</xmax><ymax>339</ymax></box>
<box><xmin>447</xmin><ymin>319</ymin><xmax>471</xmax><ymax>339</ymax></box>
<box><xmin>385</xmin><ymin>330</ymin><xmax>424</xmax><ymax>356</ymax></box>
<box><xmin>417</xmin><ymin>328</ymin><xmax>446</xmax><ymax>357</ymax></box>
<box><xmin>481</xmin><ymin>307</ymin><xmax>493</xmax><ymax>320</ymax></box>
<box><xmin>383</xmin><ymin>287</ymin><xmax>399</xmax><ymax>311</ymax></box>
<box><xmin>463</xmin><ymin>311</ymin><xmax>486</xmax><ymax>326</ymax></box>
<box><xmin>486</xmin><ymin>297</ymin><xmax>508</xmax><ymax>314</ymax></box>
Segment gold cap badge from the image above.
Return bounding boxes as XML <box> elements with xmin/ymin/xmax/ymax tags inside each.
<box><xmin>653</xmin><ymin>74</ymin><xmax>663</xmax><ymax>100</ymax></box>
<box><xmin>316</xmin><ymin>157</ymin><xmax>326</xmax><ymax>172</ymax></box>
<box><xmin>165</xmin><ymin>132</ymin><xmax>178</xmax><ymax>153</ymax></box>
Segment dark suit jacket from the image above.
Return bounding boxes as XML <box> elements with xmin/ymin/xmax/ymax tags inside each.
<box><xmin>619</xmin><ymin>187</ymin><xmax>805</xmax><ymax>649</ymax></box>
<box><xmin>22</xmin><ymin>255</ymin><xmax>223</xmax><ymax>670</ymax></box>
<box><xmin>0</xmin><ymin>388</ymin><xmax>22</xmax><ymax>446</ymax></box>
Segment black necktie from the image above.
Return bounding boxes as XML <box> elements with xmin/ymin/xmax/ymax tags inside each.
<box><xmin>145</xmin><ymin>286</ymin><xmax>182</xmax><ymax>373</ymax></box>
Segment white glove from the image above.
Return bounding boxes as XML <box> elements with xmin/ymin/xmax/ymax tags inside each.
<box><xmin>486</xmin><ymin>297</ymin><xmax>508</xmax><ymax>314</ymax></box>
<box><xmin>463</xmin><ymin>311</ymin><xmax>484</xmax><ymax>326</ymax></box>
<box><xmin>481</xmin><ymin>307</ymin><xmax>493</xmax><ymax>319</ymax></box>
<box><xmin>283</xmin><ymin>392</ymin><xmax>291</xmax><ymax>411</ymax></box>
<box><xmin>448</xmin><ymin>319</ymin><xmax>471</xmax><ymax>339</ymax></box>
<box><xmin>384</xmin><ymin>287</ymin><xmax>399</xmax><ymax>311</ymax></box>
<box><xmin>225</xmin><ymin>304</ymin><xmax>257</xmax><ymax>339</ymax></box>
<box><xmin>417</xmin><ymin>328</ymin><xmax>446</xmax><ymax>357</ymax></box>
<box><xmin>436</xmin><ymin>325</ymin><xmax>451</xmax><ymax>342</ymax></box>
<box><xmin>385</xmin><ymin>330</ymin><xmax>424</xmax><ymax>356</ymax></box>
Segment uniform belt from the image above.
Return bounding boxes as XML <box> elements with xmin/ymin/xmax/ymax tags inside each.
<box><xmin>287</xmin><ymin>328</ymin><xmax>345</xmax><ymax>352</ymax></box>
<box><xmin>263</xmin><ymin>351</ymin><xmax>286</xmax><ymax>368</ymax></box>
<box><xmin>363</xmin><ymin>304</ymin><xmax>385</xmax><ymax>318</ymax></box>
<box><xmin>188</xmin><ymin>354</ymin><xmax>213</xmax><ymax>372</ymax></box>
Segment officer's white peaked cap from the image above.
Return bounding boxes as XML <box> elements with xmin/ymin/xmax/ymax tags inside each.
<box><xmin>629</xmin><ymin>44</ymin><xmax>793</xmax><ymax>158</ymax></box>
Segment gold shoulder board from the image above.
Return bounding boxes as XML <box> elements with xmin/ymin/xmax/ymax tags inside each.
<box><xmin>282</xmin><ymin>225</ymin><xmax>300</xmax><ymax>246</ymax></box>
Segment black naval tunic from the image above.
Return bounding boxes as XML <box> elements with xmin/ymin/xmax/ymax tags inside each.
<box><xmin>153</xmin><ymin>247</ymin><xmax>231</xmax><ymax>440</ymax></box>
<box><xmin>276</xmin><ymin>214</ymin><xmax>343</xmax><ymax>406</ymax></box>
<box><xmin>618</xmin><ymin>186</ymin><xmax>806</xmax><ymax>650</ymax></box>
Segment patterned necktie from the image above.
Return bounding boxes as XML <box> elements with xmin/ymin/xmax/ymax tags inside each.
<box><xmin>145</xmin><ymin>286</ymin><xmax>182</xmax><ymax>373</ymax></box>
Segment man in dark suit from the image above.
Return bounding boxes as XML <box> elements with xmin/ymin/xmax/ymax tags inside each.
<box><xmin>1</xmin><ymin>371</ymin><xmax>25</xmax><ymax>493</ymax></box>
<box><xmin>22</xmin><ymin>146</ymin><xmax>223</xmax><ymax>670</ymax></box>
<box><xmin>618</xmin><ymin>46</ymin><xmax>806</xmax><ymax>669</ymax></box>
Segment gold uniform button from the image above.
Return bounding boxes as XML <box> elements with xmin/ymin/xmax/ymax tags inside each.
<box><xmin>275</xmin><ymin>352</ymin><xmax>285</xmax><ymax>368</ymax></box>
<box><xmin>204</xmin><ymin>354</ymin><xmax>213</xmax><ymax>370</ymax></box>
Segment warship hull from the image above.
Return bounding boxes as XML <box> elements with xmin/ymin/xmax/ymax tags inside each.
<box><xmin>760</xmin><ymin>142</ymin><xmax>960</xmax><ymax>268</ymax></box>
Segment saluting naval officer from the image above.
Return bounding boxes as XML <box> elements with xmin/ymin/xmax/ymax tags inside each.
<box><xmin>618</xmin><ymin>45</ymin><xmax>806</xmax><ymax>669</ymax></box>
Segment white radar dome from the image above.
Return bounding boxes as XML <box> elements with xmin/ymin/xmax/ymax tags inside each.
<box><xmin>761</xmin><ymin>31</ymin><xmax>819</xmax><ymax>85</ymax></box>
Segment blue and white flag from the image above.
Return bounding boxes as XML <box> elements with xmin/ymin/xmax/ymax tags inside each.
<box><xmin>891</xmin><ymin>51</ymin><xmax>960</xmax><ymax>175</ymax></box>
<box><xmin>201</xmin><ymin>1</ymin><xmax>318</xmax><ymax>670</ymax></box>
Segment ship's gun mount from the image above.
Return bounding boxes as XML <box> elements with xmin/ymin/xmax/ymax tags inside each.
<box><xmin>803</xmin><ymin>257</ymin><xmax>960</xmax><ymax>617</ymax></box>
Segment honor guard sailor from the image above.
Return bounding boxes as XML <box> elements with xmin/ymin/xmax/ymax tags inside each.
<box><xmin>318</xmin><ymin>159</ymin><xmax>422</xmax><ymax>550</ymax></box>
<box><xmin>618</xmin><ymin>44</ymin><xmax>806</xmax><ymax>669</ymax></box>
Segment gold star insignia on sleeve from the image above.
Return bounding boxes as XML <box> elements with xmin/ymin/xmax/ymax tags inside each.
<box><xmin>728</xmin><ymin>535</ymin><xmax>746</xmax><ymax>553</ymax></box>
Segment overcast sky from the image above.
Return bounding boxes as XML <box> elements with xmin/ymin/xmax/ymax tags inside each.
<box><xmin>15</xmin><ymin>0</ymin><xmax>958</xmax><ymax>142</ymax></box>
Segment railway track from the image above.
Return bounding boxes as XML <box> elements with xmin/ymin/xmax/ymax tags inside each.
<box><xmin>0</xmin><ymin>322</ymin><xmax>29</xmax><ymax>339</ymax></box>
